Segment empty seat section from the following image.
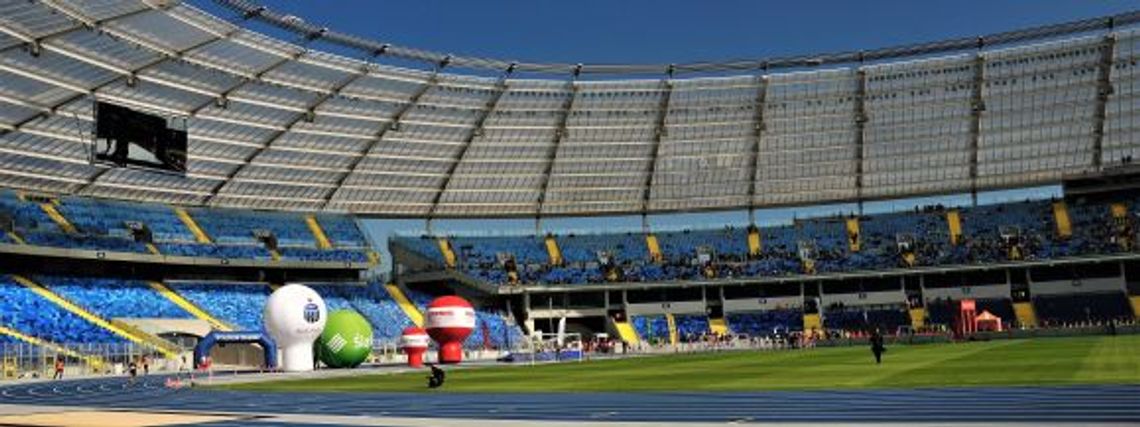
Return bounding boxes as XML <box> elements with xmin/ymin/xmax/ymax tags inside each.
<box><xmin>727</xmin><ymin>309</ymin><xmax>803</xmax><ymax>335</ymax></box>
<box><xmin>190</xmin><ymin>208</ymin><xmax>314</xmax><ymax>247</ymax></box>
<box><xmin>0</xmin><ymin>276</ymin><xmax>125</xmax><ymax>344</ymax></box>
<box><xmin>168</xmin><ymin>282</ymin><xmax>269</xmax><ymax>331</ymax></box>
<box><xmin>1034</xmin><ymin>292</ymin><xmax>1133</xmax><ymax>325</ymax></box>
<box><xmin>57</xmin><ymin>197</ymin><xmax>195</xmax><ymax>242</ymax></box>
<box><xmin>38</xmin><ymin>276</ymin><xmax>192</xmax><ymax>319</ymax></box>
<box><xmin>674</xmin><ymin>314</ymin><xmax>709</xmax><ymax>340</ymax></box>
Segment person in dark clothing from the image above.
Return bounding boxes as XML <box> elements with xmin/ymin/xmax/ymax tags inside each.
<box><xmin>53</xmin><ymin>358</ymin><xmax>64</xmax><ymax>380</ymax></box>
<box><xmin>427</xmin><ymin>364</ymin><xmax>445</xmax><ymax>389</ymax></box>
<box><xmin>870</xmin><ymin>329</ymin><xmax>886</xmax><ymax>364</ymax></box>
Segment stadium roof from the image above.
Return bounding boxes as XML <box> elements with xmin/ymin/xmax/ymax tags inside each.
<box><xmin>0</xmin><ymin>0</ymin><xmax>1138</xmax><ymax>217</ymax></box>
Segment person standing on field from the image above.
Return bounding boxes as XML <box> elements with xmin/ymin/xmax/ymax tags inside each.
<box><xmin>870</xmin><ymin>329</ymin><xmax>886</xmax><ymax>364</ymax></box>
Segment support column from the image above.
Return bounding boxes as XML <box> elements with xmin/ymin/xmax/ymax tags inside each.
<box><xmin>969</xmin><ymin>53</ymin><xmax>986</xmax><ymax>205</ymax></box>
<box><xmin>747</xmin><ymin>75</ymin><xmax>768</xmax><ymax>224</ymax></box>
<box><xmin>1093</xmin><ymin>35</ymin><xmax>1117</xmax><ymax>170</ymax></box>
<box><xmin>854</xmin><ymin>69</ymin><xmax>868</xmax><ymax>213</ymax></box>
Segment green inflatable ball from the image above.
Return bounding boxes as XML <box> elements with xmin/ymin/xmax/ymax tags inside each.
<box><xmin>316</xmin><ymin>309</ymin><xmax>373</xmax><ymax>368</ymax></box>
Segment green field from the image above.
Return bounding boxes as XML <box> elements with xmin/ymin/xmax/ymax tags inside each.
<box><xmin>221</xmin><ymin>335</ymin><xmax>1140</xmax><ymax>393</ymax></box>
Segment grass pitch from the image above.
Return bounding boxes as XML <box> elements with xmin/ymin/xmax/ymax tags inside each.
<box><xmin>221</xmin><ymin>335</ymin><xmax>1140</xmax><ymax>393</ymax></box>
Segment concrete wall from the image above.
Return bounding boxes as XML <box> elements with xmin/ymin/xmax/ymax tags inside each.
<box><xmin>1031</xmin><ymin>277</ymin><xmax>1123</xmax><ymax>295</ymax></box>
<box><xmin>723</xmin><ymin>295</ymin><xmax>802</xmax><ymax>313</ymax></box>
<box><xmin>820</xmin><ymin>290</ymin><xmax>905</xmax><ymax>307</ymax></box>
<box><xmin>626</xmin><ymin>301</ymin><xmax>706</xmax><ymax>315</ymax></box>
<box><xmin>924</xmin><ymin>284</ymin><xmax>1011</xmax><ymax>300</ymax></box>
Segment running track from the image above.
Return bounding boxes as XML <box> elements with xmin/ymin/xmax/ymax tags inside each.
<box><xmin>1</xmin><ymin>375</ymin><xmax>1139</xmax><ymax>424</ymax></box>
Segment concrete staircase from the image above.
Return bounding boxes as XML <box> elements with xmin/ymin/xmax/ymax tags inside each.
<box><xmin>174</xmin><ymin>207</ymin><xmax>211</xmax><ymax>243</ymax></box>
<box><xmin>1052</xmin><ymin>201</ymin><xmax>1072</xmax><ymax>238</ymax></box>
<box><xmin>305</xmin><ymin>215</ymin><xmax>333</xmax><ymax>249</ymax></box>
<box><xmin>947</xmin><ymin>209</ymin><xmax>962</xmax><ymax>245</ymax></box>
<box><xmin>384</xmin><ymin>283</ymin><xmax>424</xmax><ymax>327</ymax></box>
<box><xmin>1014</xmin><ymin>302</ymin><xmax>1038</xmax><ymax>328</ymax></box>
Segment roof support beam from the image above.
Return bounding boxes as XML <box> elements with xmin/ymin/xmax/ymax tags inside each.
<box><xmin>746</xmin><ymin>75</ymin><xmax>768</xmax><ymax>224</ymax></box>
<box><xmin>853</xmin><ymin>69</ymin><xmax>868</xmax><ymax>215</ymax></box>
<box><xmin>320</xmin><ymin>66</ymin><xmax>444</xmax><ymax>210</ymax></box>
<box><xmin>535</xmin><ymin>79</ymin><xmax>579</xmax><ymax>219</ymax></box>
<box><xmin>0</xmin><ymin>5</ymin><xmax>154</xmax><ymax>56</ymax></box>
<box><xmin>203</xmin><ymin>68</ymin><xmax>363</xmax><ymax>206</ymax></box>
<box><xmin>969</xmin><ymin>53</ymin><xmax>985</xmax><ymax>205</ymax></box>
<box><xmin>426</xmin><ymin>73</ymin><xmax>512</xmax><ymax>219</ymax></box>
<box><xmin>1092</xmin><ymin>34</ymin><xmax>1116</xmax><ymax>171</ymax></box>
<box><xmin>640</xmin><ymin>78</ymin><xmax>674</xmax><ymax>225</ymax></box>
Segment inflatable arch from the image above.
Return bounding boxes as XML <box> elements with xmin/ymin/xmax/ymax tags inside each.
<box><xmin>193</xmin><ymin>331</ymin><xmax>278</xmax><ymax>369</ymax></box>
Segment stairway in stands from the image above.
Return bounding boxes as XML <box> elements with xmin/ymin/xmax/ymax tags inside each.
<box><xmin>384</xmin><ymin>284</ymin><xmax>424</xmax><ymax>327</ymax></box>
<box><xmin>305</xmin><ymin>215</ymin><xmax>333</xmax><ymax>249</ymax></box>
<box><xmin>665</xmin><ymin>313</ymin><xmax>678</xmax><ymax>345</ymax></box>
<box><xmin>436</xmin><ymin>238</ymin><xmax>457</xmax><ymax>268</ymax></box>
<box><xmin>174</xmin><ymin>207</ymin><xmax>211</xmax><ymax>244</ymax></box>
<box><xmin>645</xmin><ymin>233</ymin><xmax>663</xmax><ymax>262</ymax></box>
<box><xmin>947</xmin><ymin>209</ymin><xmax>962</xmax><ymax>245</ymax></box>
<box><xmin>1052</xmin><ymin>201</ymin><xmax>1072</xmax><ymax>238</ymax></box>
<box><xmin>1014</xmin><ymin>302</ymin><xmax>1038</xmax><ymax>328</ymax></box>
<box><xmin>612</xmin><ymin>318</ymin><xmax>640</xmax><ymax>345</ymax></box>
<box><xmin>709</xmin><ymin>317</ymin><xmax>729</xmax><ymax>335</ymax></box>
<box><xmin>148</xmin><ymin>281</ymin><xmax>233</xmax><ymax>331</ymax></box>
<box><xmin>39</xmin><ymin>201</ymin><xmax>76</xmax><ymax>234</ymax></box>
<box><xmin>544</xmin><ymin>235</ymin><xmax>563</xmax><ymax>265</ymax></box>
<box><xmin>11</xmin><ymin>275</ymin><xmax>180</xmax><ymax>358</ymax></box>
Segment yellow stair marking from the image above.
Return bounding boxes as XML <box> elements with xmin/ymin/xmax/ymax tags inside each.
<box><xmin>268</xmin><ymin>283</ymin><xmax>282</xmax><ymax>292</ymax></box>
<box><xmin>802</xmin><ymin>258</ymin><xmax>816</xmax><ymax>274</ymax></box>
<box><xmin>665</xmin><ymin>313</ymin><xmax>678</xmax><ymax>346</ymax></box>
<box><xmin>1111</xmin><ymin>203</ymin><xmax>1128</xmax><ymax>220</ymax></box>
<box><xmin>947</xmin><ymin>209</ymin><xmax>962</xmax><ymax>245</ymax></box>
<box><xmin>909</xmin><ymin>307</ymin><xmax>926</xmax><ymax>329</ymax></box>
<box><xmin>437</xmin><ymin>238</ymin><xmax>457</xmax><ymax>268</ymax></box>
<box><xmin>645</xmin><ymin>234</ymin><xmax>663</xmax><ymax>262</ymax></box>
<box><xmin>39</xmin><ymin>203</ymin><xmax>76</xmax><ymax>234</ymax></box>
<box><xmin>11</xmin><ymin>275</ymin><xmax>178</xmax><ymax>359</ymax></box>
<box><xmin>145</xmin><ymin>243</ymin><xmax>161</xmax><ymax>255</ymax></box>
<box><xmin>1013</xmin><ymin>302</ymin><xmax>1038</xmax><ymax>328</ymax></box>
<box><xmin>1052</xmin><ymin>201</ymin><xmax>1072</xmax><ymax>238</ymax></box>
<box><xmin>6</xmin><ymin>231</ymin><xmax>25</xmax><ymax>245</ymax></box>
<box><xmin>709</xmin><ymin>317</ymin><xmax>729</xmax><ymax>335</ymax></box>
<box><xmin>1129</xmin><ymin>296</ymin><xmax>1140</xmax><ymax>319</ymax></box>
<box><xmin>305</xmin><ymin>215</ymin><xmax>333</xmax><ymax>249</ymax></box>
<box><xmin>174</xmin><ymin>207</ymin><xmax>211</xmax><ymax>244</ymax></box>
<box><xmin>269</xmin><ymin>249</ymin><xmax>281</xmax><ymax>261</ymax></box>
<box><xmin>845</xmin><ymin>217</ymin><xmax>861</xmax><ymax>252</ymax></box>
<box><xmin>366</xmin><ymin>250</ymin><xmax>381</xmax><ymax>266</ymax></box>
<box><xmin>148</xmin><ymin>282</ymin><xmax>233</xmax><ymax>332</ymax></box>
<box><xmin>747</xmin><ymin>228</ymin><xmax>762</xmax><ymax>256</ymax></box>
<box><xmin>384</xmin><ymin>284</ymin><xmax>424</xmax><ymax>327</ymax></box>
<box><xmin>612</xmin><ymin>320</ymin><xmax>640</xmax><ymax>345</ymax></box>
<box><xmin>0</xmin><ymin>325</ymin><xmax>104</xmax><ymax>370</ymax></box>
<box><xmin>803</xmin><ymin>313</ymin><xmax>822</xmax><ymax>332</ymax></box>
<box><xmin>902</xmin><ymin>252</ymin><xmax>916</xmax><ymax>267</ymax></box>
<box><xmin>544</xmin><ymin>235</ymin><xmax>563</xmax><ymax>266</ymax></box>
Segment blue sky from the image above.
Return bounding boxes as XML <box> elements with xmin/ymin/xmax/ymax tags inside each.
<box><xmin>199</xmin><ymin>1</ymin><xmax>1130</xmax><ymax>72</ymax></box>
<box><xmin>187</xmin><ymin>1</ymin><xmax>1123</xmax><ymax>265</ymax></box>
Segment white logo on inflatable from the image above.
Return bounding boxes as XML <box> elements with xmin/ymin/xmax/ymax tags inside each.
<box><xmin>263</xmin><ymin>284</ymin><xmax>327</xmax><ymax>372</ymax></box>
<box><xmin>426</xmin><ymin>306</ymin><xmax>476</xmax><ymax>329</ymax></box>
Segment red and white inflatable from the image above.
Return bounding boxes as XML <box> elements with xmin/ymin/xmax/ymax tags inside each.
<box><xmin>399</xmin><ymin>326</ymin><xmax>430</xmax><ymax>368</ymax></box>
<box><xmin>425</xmin><ymin>296</ymin><xmax>475</xmax><ymax>364</ymax></box>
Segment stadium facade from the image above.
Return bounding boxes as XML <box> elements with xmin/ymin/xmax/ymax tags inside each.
<box><xmin>0</xmin><ymin>0</ymin><xmax>1139</xmax><ymax>378</ymax></box>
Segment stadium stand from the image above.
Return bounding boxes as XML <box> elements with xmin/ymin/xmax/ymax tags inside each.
<box><xmin>0</xmin><ymin>192</ymin><xmax>370</xmax><ymax>263</ymax></box>
<box><xmin>37</xmin><ymin>276</ymin><xmax>193</xmax><ymax>320</ymax></box>
<box><xmin>395</xmin><ymin>194</ymin><xmax>1140</xmax><ymax>287</ymax></box>
<box><xmin>0</xmin><ymin>276</ymin><xmax>125</xmax><ymax>344</ymax></box>
<box><xmin>167</xmin><ymin>282</ymin><xmax>271</xmax><ymax>331</ymax></box>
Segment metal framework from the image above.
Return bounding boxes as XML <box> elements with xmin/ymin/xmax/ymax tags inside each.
<box><xmin>215</xmin><ymin>0</ymin><xmax>1140</xmax><ymax>76</ymax></box>
<box><xmin>0</xmin><ymin>2</ymin><xmax>1137</xmax><ymax>217</ymax></box>
<box><xmin>1092</xmin><ymin>35</ymin><xmax>1117</xmax><ymax>170</ymax></box>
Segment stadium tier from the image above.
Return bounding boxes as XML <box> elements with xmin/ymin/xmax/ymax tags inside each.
<box><xmin>0</xmin><ymin>191</ymin><xmax>371</xmax><ymax>263</ymax></box>
<box><xmin>394</xmin><ymin>194</ymin><xmax>1140</xmax><ymax>286</ymax></box>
